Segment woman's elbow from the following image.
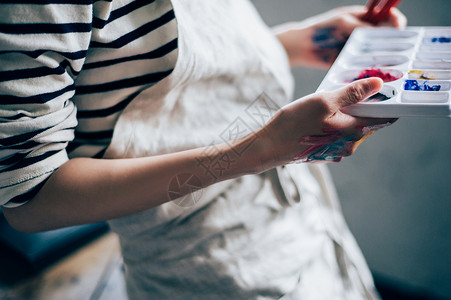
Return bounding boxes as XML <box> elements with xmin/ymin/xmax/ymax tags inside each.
<box><xmin>2</xmin><ymin>205</ymin><xmax>48</xmax><ymax>233</ymax></box>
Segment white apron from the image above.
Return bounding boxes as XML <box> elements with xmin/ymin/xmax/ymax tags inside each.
<box><xmin>104</xmin><ymin>0</ymin><xmax>379</xmax><ymax>299</ymax></box>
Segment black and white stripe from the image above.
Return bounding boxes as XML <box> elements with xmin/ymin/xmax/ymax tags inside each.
<box><xmin>0</xmin><ymin>0</ymin><xmax>178</xmax><ymax>207</ymax></box>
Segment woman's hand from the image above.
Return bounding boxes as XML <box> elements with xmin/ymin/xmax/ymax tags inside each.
<box><xmin>251</xmin><ymin>77</ymin><xmax>395</xmax><ymax>170</ymax></box>
<box><xmin>275</xmin><ymin>5</ymin><xmax>407</xmax><ymax>69</ymax></box>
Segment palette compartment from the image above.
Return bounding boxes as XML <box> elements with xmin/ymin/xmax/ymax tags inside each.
<box><xmin>401</xmin><ymin>91</ymin><xmax>449</xmax><ymax>104</ymax></box>
<box><xmin>331</xmin><ymin>68</ymin><xmax>403</xmax><ymax>84</ymax></box>
<box><xmin>403</xmin><ymin>79</ymin><xmax>450</xmax><ymax>92</ymax></box>
<box><xmin>349</xmin><ymin>42</ymin><xmax>415</xmax><ymax>54</ymax></box>
<box><xmin>316</xmin><ymin>26</ymin><xmax>451</xmax><ymax>118</ymax></box>
<box><xmin>415</xmin><ymin>51</ymin><xmax>451</xmax><ymax>60</ymax></box>
<box><xmin>340</xmin><ymin>54</ymin><xmax>410</xmax><ymax>68</ymax></box>
<box><xmin>412</xmin><ymin>60</ymin><xmax>451</xmax><ymax>70</ymax></box>
<box><xmin>353</xmin><ymin>28</ymin><xmax>418</xmax><ymax>40</ymax></box>
<box><xmin>363</xmin><ymin>85</ymin><xmax>398</xmax><ymax>102</ymax></box>
<box><xmin>420</xmin><ymin>43</ymin><xmax>451</xmax><ymax>52</ymax></box>
<box><xmin>407</xmin><ymin>70</ymin><xmax>451</xmax><ymax>80</ymax></box>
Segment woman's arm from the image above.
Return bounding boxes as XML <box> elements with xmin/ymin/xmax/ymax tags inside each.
<box><xmin>3</xmin><ymin>139</ymin><xmax>263</xmax><ymax>233</ymax></box>
<box><xmin>4</xmin><ymin>77</ymin><xmax>390</xmax><ymax>233</ymax></box>
<box><xmin>274</xmin><ymin>5</ymin><xmax>407</xmax><ymax>69</ymax></box>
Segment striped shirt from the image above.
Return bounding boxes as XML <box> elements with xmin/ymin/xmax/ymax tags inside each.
<box><xmin>0</xmin><ymin>0</ymin><xmax>178</xmax><ymax>207</ymax></box>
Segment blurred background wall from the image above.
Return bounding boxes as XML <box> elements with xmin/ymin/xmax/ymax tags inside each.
<box><xmin>251</xmin><ymin>1</ymin><xmax>451</xmax><ymax>299</ymax></box>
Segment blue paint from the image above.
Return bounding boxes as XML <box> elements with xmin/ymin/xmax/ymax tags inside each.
<box><xmin>431</xmin><ymin>37</ymin><xmax>451</xmax><ymax>43</ymax></box>
<box><xmin>312</xmin><ymin>26</ymin><xmax>336</xmax><ymax>42</ymax></box>
<box><xmin>312</xmin><ymin>26</ymin><xmax>346</xmax><ymax>63</ymax></box>
<box><xmin>303</xmin><ymin>135</ymin><xmax>356</xmax><ymax>162</ymax></box>
<box><xmin>404</xmin><ymin>80</ymin><xmax>441</xmax><ymax>91</ymax></box>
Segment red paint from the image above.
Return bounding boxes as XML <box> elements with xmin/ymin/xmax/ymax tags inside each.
<box><xmin>353</xmin><ymin>68</ymin><xmax>401</xmax><ymax>82</ymax></box>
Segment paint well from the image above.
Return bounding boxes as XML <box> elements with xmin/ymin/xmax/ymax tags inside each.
<box><xmin>343</xmin><ymin>55</ymin><xmax>409</xmax><ymax>68</ymax></box>
<box><xmin>404</xmin><ymin>79</ymin><xmax>450</xmax><ymax>91</ymax></box>
<box><xmin>401</xmin><ymin>91</ymin><xmax>449</xmax><ymax>103</ymax></box>
<box><xmin>333</xmin><ymin>68</ymin><xmax>403</xmax><ymax>84</ymax></box>
<box><xmin>408</xmin><ymin>70</ymin><xmax>451</xmax><ymax>80</ymax></box>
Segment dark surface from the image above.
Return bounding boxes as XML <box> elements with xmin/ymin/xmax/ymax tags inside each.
<box><xmin>0</xmin><ymin>209</ymin><xmax>109</xmax><ymax>284</ymax></box>
<box><xmin>374</xmin><ymin>273</ymin><xmax>451</xmax><ymax>300</ymax></box>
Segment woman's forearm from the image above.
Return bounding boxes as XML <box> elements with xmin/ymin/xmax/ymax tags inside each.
<box><xmin>3</xmin><ymin>134</ymin><xmax>269</xmax><ymax>233</ymax></box>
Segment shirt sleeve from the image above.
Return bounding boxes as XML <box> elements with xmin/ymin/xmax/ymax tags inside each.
<box><xmin>0</xmin><ymin>3</ymin><xmax>92</xmax><ymax>207</ymax></box>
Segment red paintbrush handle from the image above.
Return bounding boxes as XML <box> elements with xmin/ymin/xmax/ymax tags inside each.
<box><xmin>372</xmin><ymin>0</ymin><xmax>402</xmax><ymax>24</ymax></box>
<box><xmin>362</xmin><ymin>0</ymin><xmax>381</xmax><ymax>23</ymax></box>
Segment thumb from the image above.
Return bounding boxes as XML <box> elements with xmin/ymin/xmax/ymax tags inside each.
<box><xmin>335</xmin><ymin>77</ymin><xmax>383</xmax><ymax>108</ymax></box>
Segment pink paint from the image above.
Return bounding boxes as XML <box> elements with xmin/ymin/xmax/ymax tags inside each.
<box><xmin>299</xmin><ymin>132</ymin><xmax>342</xmax><ymax>144</ymax></box>
<box><xmin>353</xmin><ymin>68</ymin><xmax>401</xmax><ymax>82</ymax></box>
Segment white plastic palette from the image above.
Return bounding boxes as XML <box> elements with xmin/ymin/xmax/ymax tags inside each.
<box><xmin>317</xmin><ymin>27</ymin><xmax>451</xmax><ymax>118</ymax></box>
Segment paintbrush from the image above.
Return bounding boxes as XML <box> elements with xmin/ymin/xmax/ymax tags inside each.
<box><xmin>362</xmin><ymin>0</ymin><xmax>402</xmax><ymax>24</ymax></box>
<box><xmin>362</xmin><ymin>0</ymin><xmax>380</xmax><ymax>22</ymax></box>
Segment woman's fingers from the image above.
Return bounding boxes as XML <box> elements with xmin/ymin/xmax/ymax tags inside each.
<box><xmin>383</xmin><ymin>7</ymin><xmax>408</xmax><ymax>28</ymax></box>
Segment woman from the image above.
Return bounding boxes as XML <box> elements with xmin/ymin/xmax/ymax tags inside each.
<box><xmin>1</xmin><ymin>0</ymin><xmax>406</xmax><ymax>298</ymax></box>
